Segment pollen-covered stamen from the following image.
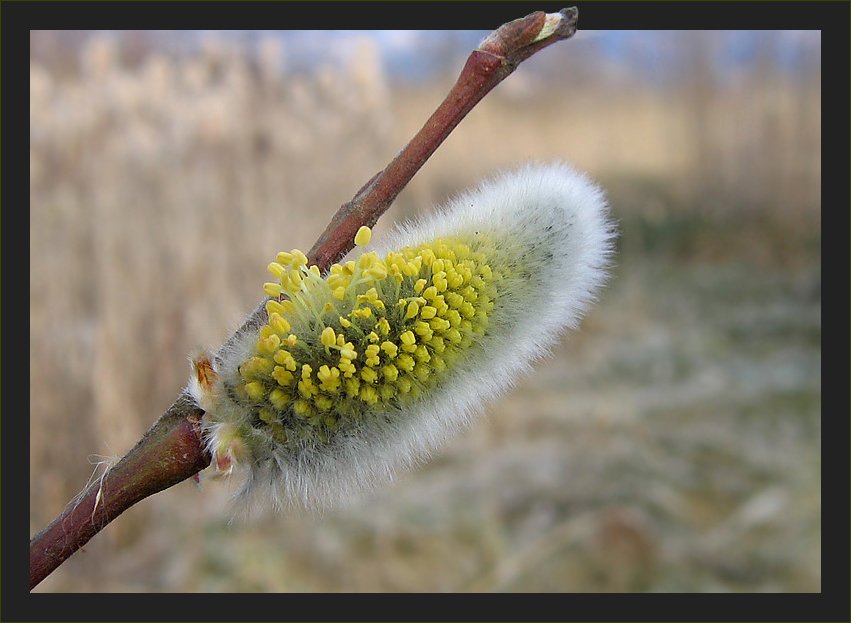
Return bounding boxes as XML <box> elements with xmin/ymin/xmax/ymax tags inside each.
<box><xmin>235</xmin><ymin>223</ymin><xmax>503</xmax><ymax>446</ymax></box>
<box><xmin>354</xmin><ymin>225</ymin><xmax>372</xmax><ymax>247</ymax></box>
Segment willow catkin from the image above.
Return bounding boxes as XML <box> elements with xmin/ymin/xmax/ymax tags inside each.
<box><xmin>190</xmin><ymin>162</ymin><xmax>616</xmax><ymax>511</ymax></box>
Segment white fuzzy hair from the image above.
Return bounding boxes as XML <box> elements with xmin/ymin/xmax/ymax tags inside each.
<box><xmin>191</xmin><ymin>162</ymin><xmax>615</xmax><ymax>513</ymax></box>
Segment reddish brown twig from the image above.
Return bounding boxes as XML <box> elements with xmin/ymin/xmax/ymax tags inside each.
<box><xmin>29</xmin><ymin>8</ymin><xmax>578</xmax><ymax>591</ymax></box>
<box><xmin>307</xmin><ymin>8</ymin><xmax>578</xmax><ymax>269</ymax></box>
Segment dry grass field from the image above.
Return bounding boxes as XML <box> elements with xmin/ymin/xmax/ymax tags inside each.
<box><xmin>30</xmin><ymin>30</ymin><xmax>820</xmax><ymax>592</ymax></box>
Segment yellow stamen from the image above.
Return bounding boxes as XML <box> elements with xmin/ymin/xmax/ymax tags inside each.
<box><xmin>354</xmin><ymin>226</ymin><xmax>372</xmax><ymax>246</ymax></box>
<box><xmin>320</xmin><ymin>327</ymin><xmax>337</xmax><ymax>347</ymax></box>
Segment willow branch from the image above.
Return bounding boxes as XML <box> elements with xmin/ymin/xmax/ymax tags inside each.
<box><xmin>29</xmin><ymin>7</ymin><xmax>579</xmax><ymax>591</ymax></box>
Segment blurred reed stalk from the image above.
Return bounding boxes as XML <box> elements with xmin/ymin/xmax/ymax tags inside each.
<box><xmin>29</xmin><ymin>7</ymin><xmax>579</xmax><ymax>590</ymax></box>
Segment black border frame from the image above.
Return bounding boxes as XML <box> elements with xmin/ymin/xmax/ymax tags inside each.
<box><xmin>5</xmin><ymin>1</ymin><xmax>849</xmax><ymax>621</ymax></box>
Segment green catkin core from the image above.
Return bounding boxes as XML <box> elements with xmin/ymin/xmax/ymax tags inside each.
<box><xmin>236</xmin><ymin>228</ymin><xmax>502</xmax><ymax>447</ymax></box>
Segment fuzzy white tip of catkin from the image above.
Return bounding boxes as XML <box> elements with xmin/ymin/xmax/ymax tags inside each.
<box><xmin>189</xmin><ymin>162</ymin><xmax>616</xmax><ymax>513</ymax></box>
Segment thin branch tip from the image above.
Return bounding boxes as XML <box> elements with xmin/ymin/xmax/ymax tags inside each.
<box><xmin>553</xmin><ymin>7</ymin><xmax>579</xmax><ymax>37</ymax></box>
<box><xmin>478</xmin><ymin>7</ymin><xmax>578</xmax><ymax>60</ymax></box>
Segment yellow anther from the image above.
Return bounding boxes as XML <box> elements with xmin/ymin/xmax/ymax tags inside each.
<box><xmin>327</xmin><ymin>274</ymin><xmax>346</xmax><ymax>289</ymax></box>
<box><xmin>323</xmin><ymin>302</ymin><xmax>334</xmax><ymax>314</ymax></box>
<box><xmin>259</xmin><ymin>408</ymin><xmax>275</xmax><ymax>424</ymax></box>
<box><xmin>333</xmin><ymin>286</ymin><xmax>347</xmax><ymax>300</ymax></box>
<box><xmin>272</xmin><ymin>366</ymin><xmax>294</xmax><ymax>386</ymax></box>
<box><xmin>267</xmin><ymin>262</ymin><xmax>287</xmax><ymax>280</ymax></box>
<box><xmin>366</xmin><ymin>264</ymin><xmax>388</xmax><ymax>280</ymax></box>
<box><xmin>420</xmin><ymin>305</ymin><xmax>437</xmax><ymax>319</ymax></box>
<box><xmin>352</xmin><ymin>307</ymin><xmax>372</xmax><ymax>319</ymax></box>
<box><xmin>315</xmin><ymin>395</ymin><xmax>334</xmax><ymax>412</ymax></box>
<box><xmin>396</xmin><ymin>354</ymin><xmax>415</xmax><ymax>372</ymax></box>
<box><xmin>284</xmin><ymin>334</ymin><xmax>298</xmax><ymax>347</ymax></box>
<box><xmin>291</xmin><ymin>249</ymin><xmax>308</xmax><ymax>267</ymax></box>
<box><xmin>265</xmin><ymin>299</ymin><xmax>288</xmax><ymax>317</ymax></box>
<box><xmin>380</xmin><ymin>341</ymin><xmax>398</xmax><ymax>358</ymax></box>
<box><xmin>460</xmin><ymin>302</ymin><xmax>476</xmax><ymax>319</ymax></box>
<box><xmin>288</xmin><ymin>269</ymin><xmax>303</xmax><ymax>289</ymax></box>
<box><xmin>365</xmin><ymin>344</ymin><xmax>381</xmax><ymax>366</ymax></box>
<box><xmin>432</xmin><ymin>259</ymin><xmax>445</xmax><ymax>273</ymax></box>
<box><xmin>257</xmin><ymin>333</ymin><xmax>281</xmax><ymax>354</ymax></box>
<box><xmin>433</xmin><ymin>273</ymin><xmax>448</xmax><ymax>293</ymax></box>
<box><xmin>446</xmin><ymin>292</ymin><xmax>464</xmax><ymax>308</ymax></box>
<box><xmin>320</xmin><ymin>327</ymin><xmax>336</xmax><ymax>347</ymax></box>
<box><xmin>414</xmin><ymin>344</ymin><xmax>431</xmax><ymax>362</ymax></box>
<box><xmin>293</xmin><ymin>399</ymin><xmax>312</xmax><ymax>417</ymax></box>
<box><xmin>358</xmin><ymin>251</ymin><xmax>377</xmax><ymax>270</ymax></box>
<box><xmin>268</xmin><ymin>312</ymin><xmax>291</xmax><ymax>335</ymax></box>
<box><xmin>298</xmin><ymin>379</ymin><xmax>318</xmax><ymax>398</ymax></box>
<box><xmin>317</xmin><ymin>364</ymin><xmax>335</xmax><ymax>381</ymax></box>
<box><xmin>379</xmin><ymin>385</ymin><xmax>395</xmax><ymax>401</ymax></box>
<box><xmin>340</xmin><ymin>347</ymin><xmax>358</xmax><ymax>361</ymax></box>
<box><xmin>339</xmin><ymin>316</ymin><xmax>352</xmax><ymax>328</ymax></box>
<box><xmin>430</xmin><ymin>317</ymin><xmax>451</xmax><ymax>331</ymax></box>
<box><xmin>244</xmin><ymin>381</ymin><xmax>265</xmax><ymax>401</ymax></box>
<box><xmin>317</xmin><ymin>365</ymin><xmax>341</xmax><ymax>392</ymax></box>
<box><xmin>366</xmin><ymin>331</ymin><xmax>380</xmax><ymax>343</ymax></box>
<box><xmin>361</xmin><ymin>367</ymin><xmax>378</xmax><ymax>383</ymax></box>
<box><xmin>359</xmin><ymin>385</ymin><xmax>379</xmax><ymax>404</ymax></box>
<box><xmin>263</xmin><ymin>282</ymin><xmax>283</xmax><ymax>297</ymax></box>
<box><xmin>360</xmin><ymin>287</ymin><xmax>379</xmax><ymax>303</ymax></box>
<box><xmin>273</xmin><ymin>349</ymin><xmax>296</xmax><ymax>369</ymax></box>
<box><xmin>339</xmin><ymin>359</ymin><xmax>356</xmax><ymax>376</ymax></box>
<box><xmin>345</xmin><ymin>377</ymin><xmax>361</xmax><ymax>397</ymax></box>
<box><xmin>343</xmin><ymin>260</ymin><xmax>356</xmax><ymax>275</ymax></box>
<box><xmin>400</xmin><ymin>331</ymin><xmax>416</xmax><ymax>346</ymax></box>
<box><xmin>397</xmin><ymin>376</ymin><xmax>413</xmax><ymax>394</ymax></box>
<box><xmin>376</xmin><ymin>317</ymin><xmax>391</xmax><ymax>335</ymax></box>
<box><xmin>404</xmin><ymin>301</ymin><xmax>419</xmax><ymax>320</ymax></box>
<box><xmin>354</xmin><ymin>225</ymin><xmax>372</xmax><ymax>246</ymax></box>
<box><xmin>414</xmin><ymin>278</ymin><xmax>427</xmax><ymax>293</ymax></box>
<box><xmin>480</xmin><ymin>264</ymin><xmax>493</xmax><ymax>279</ymax></box>
<box><xmin>309</xmin><ymin>265</ymin><xmax>321</xmax><ymax>277</ymax></box>
<box><xmin>447</xmin><ymin>271</ymin><xmax>464</xmax><ymax>289</ymax></box>
<box><xmin>240</xmin><ymin>356</ymin><xmax>273</xmax><ymax>380</ymax></box>
<box><xmin>269</xmin><ymin>388</ymin><xmax>289</xmax><ymax>409</ymax></box>
<box><xmin>423</xmin><ymin>286</ymin><xmax>438</xmax><ymax>300</ymax></box>
<box><xmin>382</xmin><ymin>365</ymin><xmax>399</xmax><ymax>382</ymax></box>
<box><xmin>408</xmin><ymin>256</ymin><xmax>422</xmax><ymax>274</ymax></box>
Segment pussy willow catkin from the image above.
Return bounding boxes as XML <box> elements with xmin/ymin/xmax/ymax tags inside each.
<box><xmin>189</xmin><ymin>163</ymin><xmax>615</xmax><ymax>511</ymax></box>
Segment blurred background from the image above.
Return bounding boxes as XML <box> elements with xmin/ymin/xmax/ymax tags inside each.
<box><xmin>30</xmin><ymin>28</ymin><xmax>820</xmax><ymax>592</ymax></box>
